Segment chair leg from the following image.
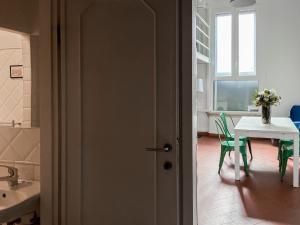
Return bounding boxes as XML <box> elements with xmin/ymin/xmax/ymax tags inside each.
<box><xmin>280</xmin><ymin>155</ymin><xmax>289</xmax><ymax>181</ymax></box>
<box><xmin>247</xmin><ymin>139</ymin><xmax>253</xmax><ymax>160</ymax></box>
<box><xmin>241</xmin><ymin>151</ymin><xmax>249</xmax><ymax>176</ymax></box>
<box><xmin>277</xmin><ymin>141</ymin><xmax>282</xmax><ymax>161</ymax></box>
<box><xmin>218</xmin><ymin>149</ymin><xmax>227</xmax><ymax>174</ymax></box>
<box><xmin>278</xmin><ymin>149</ymin><xmax>282</xmax><ymax>172</ymax></box>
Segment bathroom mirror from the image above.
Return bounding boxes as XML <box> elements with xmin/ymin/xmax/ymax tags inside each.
<box><xmin>0</xmin><ymin>28</ymin><xmax>39</xmax><ymax>128</ymax></box>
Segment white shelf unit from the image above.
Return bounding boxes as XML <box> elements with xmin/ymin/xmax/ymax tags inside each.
<box><xmin>196</xmin><ymin>12</ymin><xmax>210</xmax><ymax>63</ymax></box>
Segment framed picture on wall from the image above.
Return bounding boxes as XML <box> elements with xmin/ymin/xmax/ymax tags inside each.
<box><xmin>10</xmin><ymin>65</ymin><xmax>23</xmax><ymax>79</ymax></box>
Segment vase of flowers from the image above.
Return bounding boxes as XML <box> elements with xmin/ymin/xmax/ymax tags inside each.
<box><xmin>254</xmin><ymin>89</ymin><xmax>281</xmax><ymax>124</ymax></box>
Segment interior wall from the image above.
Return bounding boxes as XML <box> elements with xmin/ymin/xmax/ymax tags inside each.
<box><xmin>199</xmin><ymin>0</ymin><xmax>300</xmax><ymax>133</ymax></box>
<box><xmin>256</xmin><ymin>0</ymin><xmax>300</xmax><ymax>117</ymax></box>
<box><xmin>197</xmin><ymin>64</ymin><xmax>209</xmax><ymax>132</ymax></box>
<box><xmin>196</xmin><ymin>1</ymin><xmax>210</xmax><ymax>132</ymax></box>
<box><xmin>0</xmin><ymin>0</ymin><xmax>38</xmax><ymax>34</ymax></box>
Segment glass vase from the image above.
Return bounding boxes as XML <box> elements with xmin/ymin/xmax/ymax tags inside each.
<box><xmin>262</xmin><ymin>105</ymin><xmax>271</xmax><ymax>124</ymax></box>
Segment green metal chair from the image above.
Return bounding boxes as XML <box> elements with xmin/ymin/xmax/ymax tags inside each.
<box><xmin>279</xmin><ymin>145</ymin><xmax>299</xmax><ymax>180</ymax></box>
<box><xmin>278</xmin><ymin>139</ymin><xmax>293</xmax><ymax>171</ymax></box>
<box><xmin>215</xmin><ymin>119</ymin><xmax>249</xmax><ymax>176</ymax></box>
<box><xmin>278</xmin><ymin>136</ymin><xmax>300</xmax><ymax>180</ymax></box>
<box><xmin>220</xmin><ymin>112</ymin><xmax>253</xmax><ymax>159</ymax></box>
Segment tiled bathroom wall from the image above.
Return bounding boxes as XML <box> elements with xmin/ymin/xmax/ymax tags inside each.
<box><xmin>0</xmin><ymin>127</ymin><xmax>40</xmax><ymax>180</ymax></box>
<box><xmin>0</xmin><ymin>29</ymin><xmax>40</xmax><ymax>183</ymax></box>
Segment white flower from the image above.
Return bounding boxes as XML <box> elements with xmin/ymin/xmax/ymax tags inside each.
<box><xmin>254</xmin><ymin>88</ymin><xmax>281</xmax><ymax>107</ymax></box>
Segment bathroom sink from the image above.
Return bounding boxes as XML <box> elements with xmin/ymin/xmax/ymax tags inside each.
<box><xmin>0</xmin><ymin>181</ymin><xmax>40</xmax><ymax>223</ymax></box>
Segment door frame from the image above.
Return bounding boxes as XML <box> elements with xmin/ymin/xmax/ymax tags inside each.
<box><xmin>180</xmin><ymin>0</ymin><xmax>198</xmax><ymax>224</ymax></box>
<box><xmin>39</xmin><ymin>0</ymin><xmax>196</xmax><ymax>224</ymax></box>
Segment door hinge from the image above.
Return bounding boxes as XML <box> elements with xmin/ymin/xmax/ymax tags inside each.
<box><xmin>176</xmin><ymin>137</ymin><xmax>181</xmax><ymax>145</ymax></box>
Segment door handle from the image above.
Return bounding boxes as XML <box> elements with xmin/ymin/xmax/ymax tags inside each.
<box><xmin>145</xmin><ymin>143</ymin><xmax>172</xmax><ymax>152</ymax></box>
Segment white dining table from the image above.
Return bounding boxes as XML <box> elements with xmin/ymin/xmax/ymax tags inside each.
<box><xmin>234</xmin><ymin>116</ymin><xmax>300</xmax><ymax>187</ymax></box>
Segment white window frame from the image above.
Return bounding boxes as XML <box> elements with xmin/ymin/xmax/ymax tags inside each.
<box><xmin>209</xmin><ymin>7</ymin><xmax>258</xmax><ymax>113</ymax></box>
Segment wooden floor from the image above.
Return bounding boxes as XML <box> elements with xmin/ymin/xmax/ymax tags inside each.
<box><xmin>197</xmin><ymin>136</ymin><xmax>300</xmax><ymax>225</ymax></box>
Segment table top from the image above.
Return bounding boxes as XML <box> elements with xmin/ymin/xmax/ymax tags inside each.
<box><xmin>234</xmin><ymin>117</ymin><xmax>299</xmax><ymax>134</ymax></box>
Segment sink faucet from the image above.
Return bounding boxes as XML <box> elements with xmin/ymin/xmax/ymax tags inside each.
<box><xmin>0</xmin><ymin>165</ymin><xmax>18</xmax><ymax>187</ymax></box>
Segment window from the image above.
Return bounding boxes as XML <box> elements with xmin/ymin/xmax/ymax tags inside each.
<box><xmin>239</xmin><ymin>12</ymin><xmax>256</xmax><ymax>75</ymax></box>
<box><xmin>215</xmin><ymin>14</ymin><xmax>232</xmax><ymax>76</ymax></box>
<box><xmin>214</xmin><ymin>80</ymin><xmax>258</xmax><ymax>111</ymax></box>
<box><xmin>213</xmin><ymin>10</ymin><xmax>257</xmax><ymax>112</ymax></box>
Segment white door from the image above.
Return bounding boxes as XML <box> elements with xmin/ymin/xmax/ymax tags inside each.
<box><xmin>64</xmin><ymin>0</ymin><xmax>180</xmax><ymax>224</ymax></box>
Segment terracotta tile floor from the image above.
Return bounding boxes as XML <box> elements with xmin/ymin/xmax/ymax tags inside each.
<box><xmin>197</xmin><ymin>136</ymin><xmax>300</xmax><ymax>225</ymax></box>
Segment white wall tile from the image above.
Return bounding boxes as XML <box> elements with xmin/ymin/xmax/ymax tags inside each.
<box><xmin>0</xmin><ymin>128</ymin><xmax>21</xmax><ymax>142</ymax></box>
<box><xmin>0</xmin><ymin>128</ymin><xmax>40</xmax><ymax>163</ymax></box>
<box><xmin>22</xmin><ymin>54</ymin><xmax>31</xmax><ymax>68</ymax></box>
<box><xmin>23</xmin><ymin>67</ymin><xmax>31</xmax><ymax>81</ymax></box>
<box><xmin>34</xmin><ymin>165</ymin><xmax>40</xmax><ymax>181</ymax></box>
<box><xmin>24</xmin><ymin>129</ymin><xmax>40</xmax><ymax>145</ymax></box>
<box><xmin>22</xmin><ymin>121</ymin><xmax>31</xmax><ymax>128</ymax></box>
<box><xmin>0</xmin><ymin>146</ymin><xmax>23</xmax><ymax>161</ymax></box>
<box><xmin>23</xmin><ymin>108</ymin><xmax>31</xmax><ymax>121</ymax></box>
<box><xmin>11</xmin><ymin>130</ymin><xmax>37</xmax><ymax>159</ymax></box>
<box><xmin>21</xmin><ymin>36</ymin><xmax>30</xmax><ymax>55</ymax></box>
<box><xmin>26</xmin><ymin>145</ymin><xmax>40</xmax><ymax>163</ymax></box>
<box><xmin>23</xmin><ymin>95</ymin><xmax>31</xmax><ymax>108</ymax></box>
<box><xmin>23</xmin><ymin>81</ymin><xmax>31</xmax><ymax>95</ymax></box>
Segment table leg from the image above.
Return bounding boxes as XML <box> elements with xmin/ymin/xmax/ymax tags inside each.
<box><xmin>293</xmin><ymin>134</ymin><xmax>299</xmax><ymax>187</ymax></box>
<box><xmin>235</xmin><ymin>133</ymin><xmax>240</xmax><ymax>180</ymax></box>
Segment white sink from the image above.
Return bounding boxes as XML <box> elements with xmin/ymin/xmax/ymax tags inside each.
<box><xmin>0</xmin><ymin>181</ymin><xmax>40</xmax><ymax>223</ymax></box>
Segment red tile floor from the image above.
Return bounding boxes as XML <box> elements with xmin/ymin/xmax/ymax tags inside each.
<box><xmin>197</xmin><ymin>136</ymin><xmax>300</xmax><ymax>225</ymax></box>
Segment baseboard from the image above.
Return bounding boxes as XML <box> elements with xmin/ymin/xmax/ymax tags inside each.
<box><xmin>197</xmin><ymin>132</ymin><xmax>209</xmax><ymax>138</ymax></box>
<box><xmin>197</xmin><ymin>132</ymin><xmax>273</xmax><ymax>142</ymax></box>
<box><xmin>197</xmin><ymin>132</ymin><xmax>221</xmax><ymax>138</ymax></box>
<box><xmin>207</xmin><ymin>133</ymin><xmax>220</xmax><ymax>138</ymax></box>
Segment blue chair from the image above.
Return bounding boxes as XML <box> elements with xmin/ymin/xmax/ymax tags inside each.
<box><xmin>290</xmin><ymin>105</ymin><xmax>300</xmax><ymax>130</ymax></box>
